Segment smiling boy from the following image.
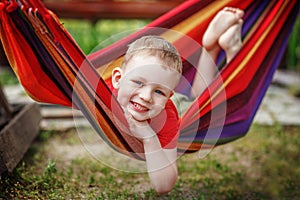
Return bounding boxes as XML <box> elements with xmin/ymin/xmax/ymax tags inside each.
<box><xmin>112</xmin><ymin>35</ymin><xmax>182</xmax><ymax>194</ymax></box>
<box><xmin>111</xmin><ymin>7</ymin><xmax>244</xmax><ymax>194</ymax></box>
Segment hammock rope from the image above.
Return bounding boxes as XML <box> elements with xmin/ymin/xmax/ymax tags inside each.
<box><xmin>0</xmin><ymin>0</ymin><xmax>299</xmax><ymax>159</ymax></box>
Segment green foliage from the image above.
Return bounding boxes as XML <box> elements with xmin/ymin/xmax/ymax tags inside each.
<box><xmin>0</xmin><ymin>69</ymin><xmax>19</xmax><ymax>85</ymax></box>
<box><xmin>287</xmin><ymin>16</ymin><xmax>300</xmax><ymax>70</ymax></box>
<box><xmin>61</xmin><ymin>19</ymin><xmax>149</xmax><ymax>55</ymax></box>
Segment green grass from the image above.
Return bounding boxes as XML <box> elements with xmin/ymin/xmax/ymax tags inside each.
<box><xmin>1</xmin><ymin>124</ymin><xmax>300</xmax><ymax>199</ymax></box>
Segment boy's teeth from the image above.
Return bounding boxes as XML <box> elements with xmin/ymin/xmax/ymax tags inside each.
<box><xmin>133</xmin><ymin>102</ymin><xmax>147</xmax><ymax>111</ymax></box>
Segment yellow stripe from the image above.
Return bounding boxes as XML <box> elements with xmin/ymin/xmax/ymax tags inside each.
<box><xmin>98</xmin><ymin>57</ymin><xmax>123</xmax><ymax>80</ymax></box>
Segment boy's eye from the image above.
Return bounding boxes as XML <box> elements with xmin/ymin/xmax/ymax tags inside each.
<box><xmin>155</xmin><ymin>89</ymin><xmax>166</xmax><ymax>96</ymax></box>
<box><xmin>132</xmin><ymin>80</ymin><xmax>143</xmax><ymax>86</ymax></box>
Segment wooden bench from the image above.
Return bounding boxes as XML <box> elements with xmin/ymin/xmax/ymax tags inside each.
<box><xmin>43</xmin><ymin>0</ymin><xmax>185</xmax><ymax>20</ymax></box>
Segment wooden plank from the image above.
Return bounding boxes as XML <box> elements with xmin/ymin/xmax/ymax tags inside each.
<box><xmin>0</xmin><ymin>84</ymin><xmax>12</xmax><ymax>117</ymax></box>
<box><xmin>0</xmin><ymin>103</ymin><xmax>41</xmax><ymax>174</ymax></box>
<box><xmin>43</xmin><ymin>0</ymin><xmax>185</xmax><ymax>20</ymax></box>
<box><xmin>40</xmin><ymin>106</ymin><xmax>83</xmax><ymax>119</ymax></box>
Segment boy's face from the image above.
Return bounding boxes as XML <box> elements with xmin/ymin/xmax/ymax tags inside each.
<box><xmin>112</xmin><ymin>55</ymin><xmax>180</xmax><ymax>122</ymax></box>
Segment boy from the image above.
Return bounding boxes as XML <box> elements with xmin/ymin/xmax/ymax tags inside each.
<box><xmin>111</xmin><ymin>7</ymin><xmax>244</xmax><ymax>194</ymax></box>
<box><xmin>112</xmin><ymin>35</ymin><xmax>181</xmax><ymax>194</ymax></box>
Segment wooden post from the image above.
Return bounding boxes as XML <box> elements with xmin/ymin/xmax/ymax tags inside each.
<box><xmin>0</xmin><ymin>85</ymin><xmax>42</xmax><ymax>174</ymax></box>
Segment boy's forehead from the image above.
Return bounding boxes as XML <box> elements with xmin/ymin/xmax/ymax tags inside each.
<box><xmin>124</xmin><ymin>55</ymin><xmax>177</xmax><ymax>73</ymax></box>
<box><xmin>124</xmin><ymin>55</ymin><xmax>161</xmax><ymax>70</ymax></box>
<box><xmin>123</xmin><ymin>63</ymin><xmax>181</xmax><ymax>90</ymax></box>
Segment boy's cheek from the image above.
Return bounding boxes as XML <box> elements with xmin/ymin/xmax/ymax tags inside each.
<box><xmin>151</xmin><ymin>104</ymin><xmax>166</xmax><ymax>116</ymax></box>
<box><xmin>117</xmin><ymin>91</ymin><xmax>133</xmax><ymax>109</ymax></box>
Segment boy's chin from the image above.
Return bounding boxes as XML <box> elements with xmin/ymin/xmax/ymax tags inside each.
<box><xmin>130</xmin><ymin>111</ymin><xmax>160</xmax><ymax>122</ymax></box>
<box><xmin>132</xmin><ymin>117</ymin><xmax>148</xmax><ymax>122</ymax></box>
<box><xmin>132</xmin><ymin>113</ymin><xmax>153</xmax><ymax>122</ymax></box>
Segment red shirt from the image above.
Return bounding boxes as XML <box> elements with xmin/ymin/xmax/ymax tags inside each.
<box><xmin>149</xmin><ymin>99</ymin><xmax>179</xmax><ymax>149</ymax></box>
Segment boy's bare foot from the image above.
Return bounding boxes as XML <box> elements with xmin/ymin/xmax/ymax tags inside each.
<box><xmin>190</xmin><ymin>7</ymin><xmax>244</xmax><ymax>98</ymax></box>
<box><xmin>202</xmin><ymin>7</ymin><xmax>244</xmax><ymax>52</ymax></box>
<box><xmin>218</xmin><ymin>19</ymin><xmax>243</xmax><ymax>63</ymax></box>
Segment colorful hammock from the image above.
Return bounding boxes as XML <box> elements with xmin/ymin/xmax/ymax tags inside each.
<box><xmin>0</xmin><ymin>0</ymin><xmax>299</xmax><ymax>160</ymax></box>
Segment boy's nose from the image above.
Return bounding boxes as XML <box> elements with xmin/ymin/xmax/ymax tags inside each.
<box><xmin>139</xmin><ymin>88</ymin><xmax>152</xmax><ymax>103</ymax></box>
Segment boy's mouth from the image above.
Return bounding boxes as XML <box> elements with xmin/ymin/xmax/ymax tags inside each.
<box><xmin>130</xmin><ymin>101</ymin><xmax>149</xmax><ymax>112</ymax></box>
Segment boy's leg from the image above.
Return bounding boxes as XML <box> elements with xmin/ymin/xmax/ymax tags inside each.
<box><xmin>190</xmin><ymin>7</ymin><xmax>244</xmax><ymax>98</ymax></box>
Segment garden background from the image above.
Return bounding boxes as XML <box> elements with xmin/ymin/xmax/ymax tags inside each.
<box><xmin>0</xmin><ymin>5</ymin><xmax>300</xmax><ymax>199</ymax></box>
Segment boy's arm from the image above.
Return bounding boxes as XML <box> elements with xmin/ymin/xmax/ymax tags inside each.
<box><xmin>143</xmin><ymin>132</ymin><xmax>178</xmax><ymax>194</ymax></box>
<box><xmin>125</xmin><ymin>112</ymin><xmax>178</xmax><ymax>194</ymax></box>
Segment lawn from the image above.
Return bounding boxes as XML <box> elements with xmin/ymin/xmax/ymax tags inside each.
<box><xmin>1</xmin><ymin>124</ymin><xmax>300</xmax><ymax>199</ymax></box>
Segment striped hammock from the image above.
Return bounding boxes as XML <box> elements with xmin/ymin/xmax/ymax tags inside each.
<box><xmin>0</xmin><ymin>0</ymin><xmax>299</xmax><ymax>160</ymax></box>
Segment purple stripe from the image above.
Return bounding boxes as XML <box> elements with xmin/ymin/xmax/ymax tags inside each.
<box><xmin>179</xmin><ymin>1</ymin><xmax>299</xmax><ymax>143</ymax></box>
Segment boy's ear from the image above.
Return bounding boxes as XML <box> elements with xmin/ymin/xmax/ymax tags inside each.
<box><xmin>112</xmin><ymin>67</ymin><xmax>122</xmax><ymax>89</ymax></box>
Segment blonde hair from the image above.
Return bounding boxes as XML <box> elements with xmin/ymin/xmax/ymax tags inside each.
<box><xmin>122</xmin><ymin>35</ymin><xmax>182</xmax><ymax>74</ymax></box>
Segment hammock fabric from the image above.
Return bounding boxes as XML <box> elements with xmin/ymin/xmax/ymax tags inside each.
<box><xmin>0</xmin><ymin>0</ymin><xmax>299</xmax><ymax>160</ymax></box>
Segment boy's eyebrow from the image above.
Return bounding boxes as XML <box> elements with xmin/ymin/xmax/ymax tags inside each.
<box><xmin>131</xmin><ymin>75</ymin><xmax>173</xmax><ymax>91</ymax></box>
<box><xmin>153</xmin><ymin>83</ymin><xmax>173</xmax><ymax>91</ymax></box>
<box><xmin>131</xmin><ymin>76</ymin><xmax>146</xmax><ymax>82</ymax></box>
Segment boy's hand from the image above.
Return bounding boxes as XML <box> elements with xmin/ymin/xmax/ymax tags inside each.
<box><xmin>124</xmin><ymin>110</ymin><xmax>156</xmax><ymax>141</ymax></box>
